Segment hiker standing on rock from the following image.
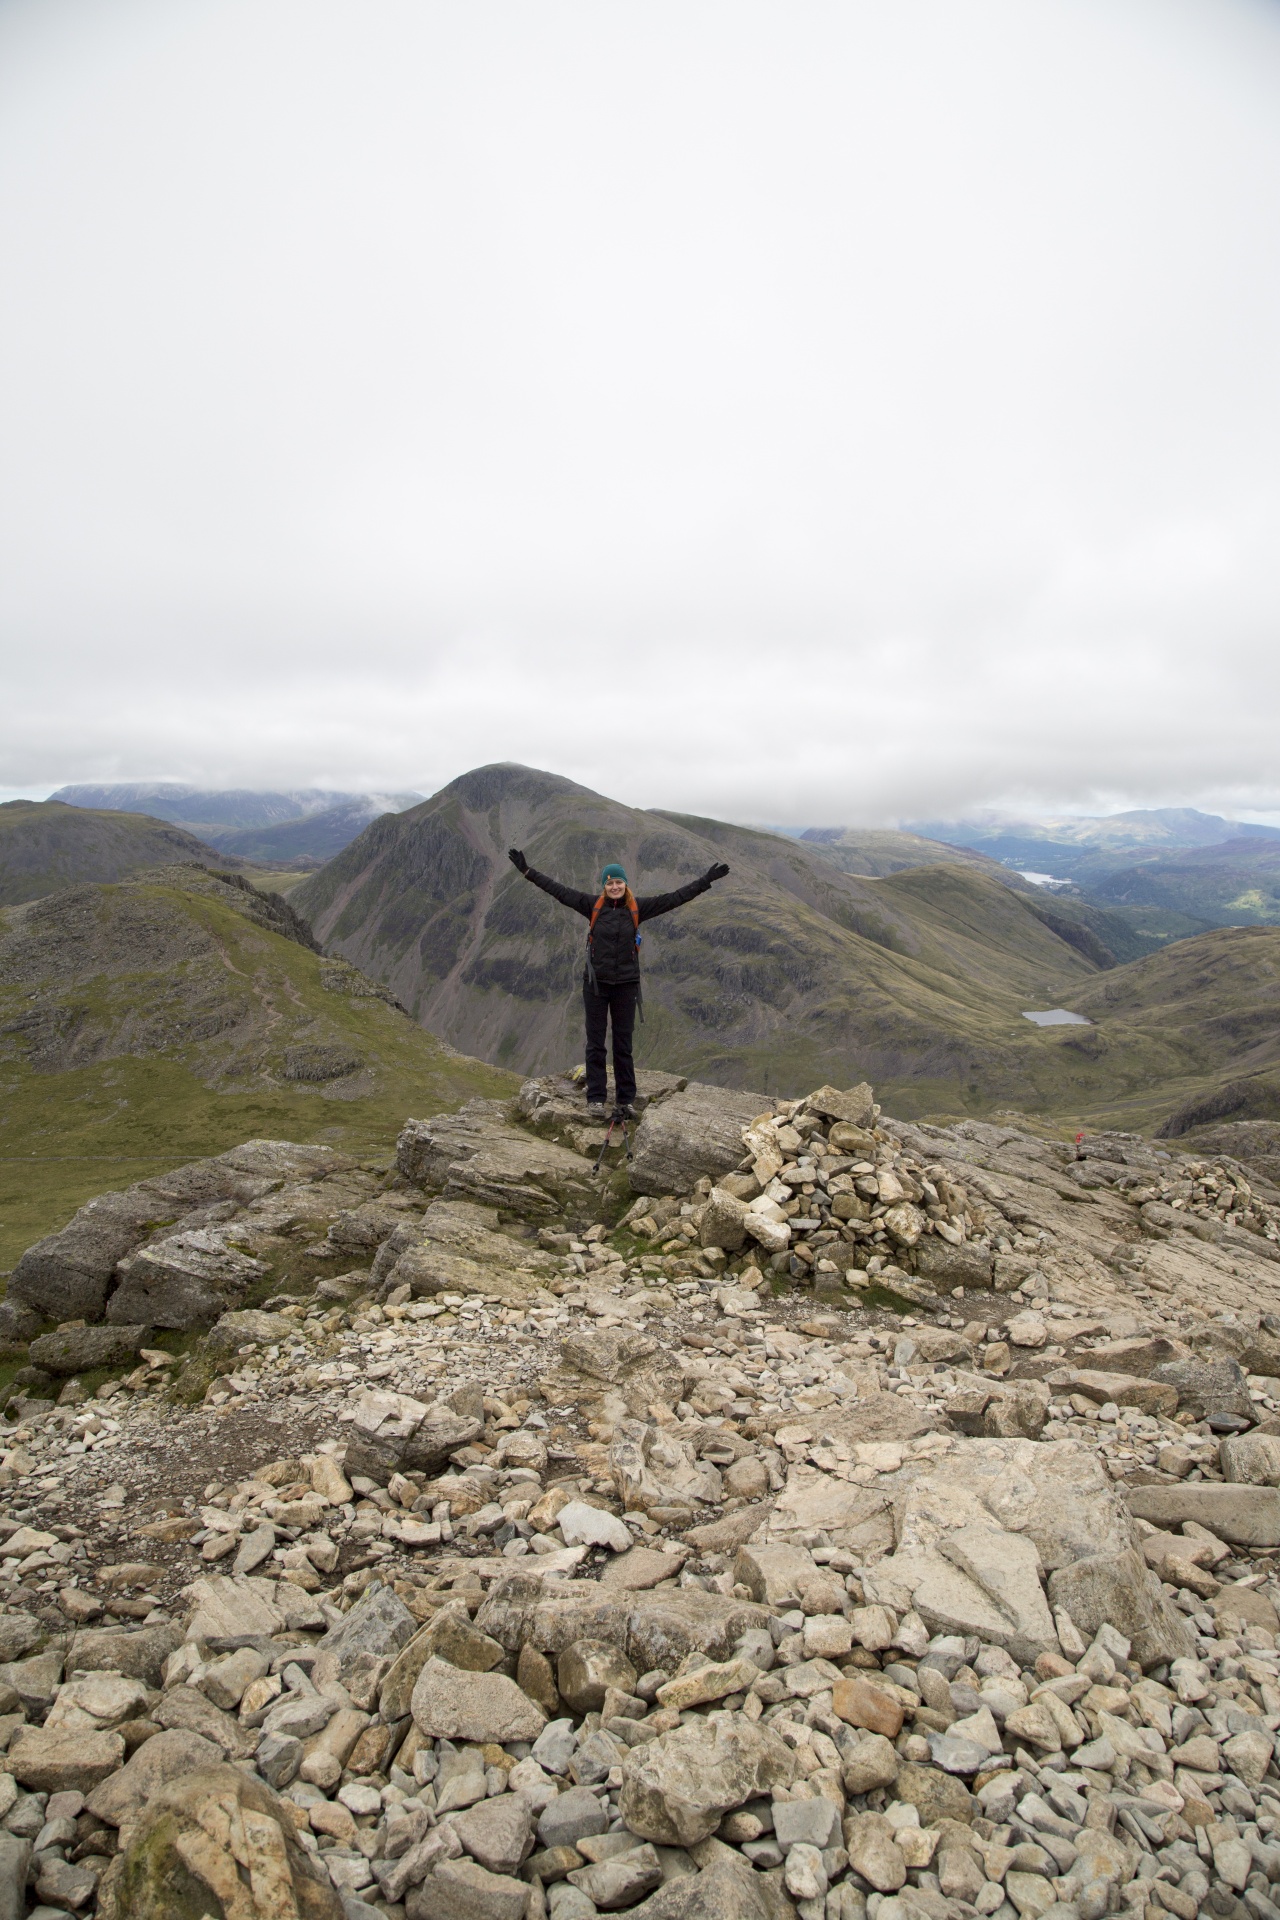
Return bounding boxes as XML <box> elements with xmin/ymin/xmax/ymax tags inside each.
<box><xmin>507</xmin><ymin>850</ymin><xmax>729</xmax><ymax>1120</ymax></box>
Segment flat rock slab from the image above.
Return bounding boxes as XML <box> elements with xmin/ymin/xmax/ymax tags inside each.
<box><xmin>1126</xmin><ymin>1483</ymin><xmax>1280</xmax><ymax>1546</ymax></box>
<box><xmin>766</xmin><ymin>1468</ymin><xmax>896</xmax><ymax>1556</ymax></box>
<box><xmin>889</xmin><ymin>1435</ymin><xmax>1132</xmax><ymax>1571</ymax></box>
<box><xmin>813</xmin><ymin>1395</ymin><xmax>941</xmax><ymax>1448</ymax></box>
<box><xmin>28</xmin><ymin>1325</ymin><xmax>150</xmax><ymax>1375</ymax></box>
<box><xmin>628</xmin><ymin>1083</ymin><xmax>769</xmax><ymax>1198</ymax></box>
<box><xmin>597</xmin><ymin>1547</ymin><xmax>684</xmax><ymax>1591</ymax></box>
<box><xmin>184</xmin><ymin>1574</ymin><xmax>287</xmax><ymax>1641</ymax></box>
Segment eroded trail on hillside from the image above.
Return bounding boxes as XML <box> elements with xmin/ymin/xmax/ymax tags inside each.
<box><xmin>1</xmin><ymin>1078</ymin><xmax>1280</xmax><ymax>1916</ymax></box>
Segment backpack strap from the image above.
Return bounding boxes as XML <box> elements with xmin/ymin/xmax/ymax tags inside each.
<box><xmin>586</xmin><ymin>889</ymin><xmax>643</xmax><ymax>1002</ymax></box>
<box><xmin>588</xmin><ymin>889</ymin><xmax>641</xmax><ymax>943</ymax></box>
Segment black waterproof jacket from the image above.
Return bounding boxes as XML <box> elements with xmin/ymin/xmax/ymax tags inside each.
<box><xmin>520</xmin><ymin>866</ymin><xmax>717</xmax><ymax>985</ymax></box>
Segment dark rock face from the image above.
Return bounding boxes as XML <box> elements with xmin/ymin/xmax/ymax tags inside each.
<box><xmin>282</xmin><ymin>1043</ymin><xmax>363</xmax><ymax>1081</ymax></box>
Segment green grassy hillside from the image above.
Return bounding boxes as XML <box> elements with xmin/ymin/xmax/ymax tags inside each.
<box><xmin>0</xmin><ymin>867</ymin><xmax>516</xmax><ymax>1270</ymax></box>
<box><xmin>0</xmin><ymin>800</ymin><xmax>231</xmax><ymax>906</ymax></box>
<box><xmin>1089</xmin><ymin>837</ymin><xmax>1280</xmax><ymax>927</ymax></box>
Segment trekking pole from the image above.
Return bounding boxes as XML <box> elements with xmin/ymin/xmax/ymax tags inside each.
<box><xmin>592</xmin><ymin>1113</ymin><xmax>619</xmax><ymax>1175</ymax></box>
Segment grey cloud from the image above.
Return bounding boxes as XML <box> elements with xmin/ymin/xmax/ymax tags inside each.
<box><xmin>2</xmin><ymin>0</ymin><xmax>1279</xmax><ymax>825</ymax></box>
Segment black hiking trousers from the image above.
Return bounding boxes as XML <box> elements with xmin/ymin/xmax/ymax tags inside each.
<box><xmin>583</xmin><ymin>979</ymin><xmax>639</xmax><ymax>1109</ymax></box>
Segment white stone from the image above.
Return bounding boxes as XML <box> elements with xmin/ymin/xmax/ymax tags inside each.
<box><xmin>556</xmin><ymin>1500</ymin><xmax>633</xmax><ymax>1553</ymax></box>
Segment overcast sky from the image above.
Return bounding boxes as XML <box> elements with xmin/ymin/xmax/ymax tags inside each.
<box><xmin>3</xmin><ymin>0</ymin><xmax>1280</xmax><ymax>827</ymax></box>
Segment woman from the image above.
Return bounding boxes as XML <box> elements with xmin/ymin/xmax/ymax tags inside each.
<box><xmin>508</xmin><ymin>848</ymin><xmax>730</xmax><ymax>1119</ymax></box>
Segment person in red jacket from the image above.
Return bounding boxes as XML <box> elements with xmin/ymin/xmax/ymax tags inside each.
<box><xmin>508</xmin><ymin>850</ymin><xmax>729</xmax><ymax>1119</ymax></box>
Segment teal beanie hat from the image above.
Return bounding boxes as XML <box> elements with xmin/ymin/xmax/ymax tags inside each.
<box><xmin>601</xmin><ymin>863</ymin><xmax>627</xmax><ymax>883</ymax></box>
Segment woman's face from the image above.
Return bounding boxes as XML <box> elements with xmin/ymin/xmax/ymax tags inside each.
<box><xmin>604</xmin><ymin>876</ymin><xmax>627</xmax><ymax>899</ymax></box>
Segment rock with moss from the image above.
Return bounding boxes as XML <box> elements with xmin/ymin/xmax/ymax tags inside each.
<box><xmin>102</xmin><ymin>1762</ymin><xmax>342</xmax><ymax>1918</ymax></box>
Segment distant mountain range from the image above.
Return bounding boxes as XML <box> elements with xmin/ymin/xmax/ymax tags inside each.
<box><xmin>288</xmin><ymin>762</ymin><xmax>1280</xmax><ymax>1133</ymax></box>
<box><xmin>901</xmin><ymin>807</ymin><xmax>1280</xmax><ymax>928</ymax></box>
<box><xmin>7</xmin><ymin>771</ymin><xmax>1280</xmax><ymax>1165</ymax></box>
<box><xmin>50</xmin><ymin>783</ymin><xmax>423</xmax><ymax>864</ymax></box>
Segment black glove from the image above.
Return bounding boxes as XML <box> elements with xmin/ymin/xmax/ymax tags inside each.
<box><xmin>508</xmin><ymin>848</ymin><xmax>528</xmax><ymax>873</ymax></box>
<box><xmin>704</xmin><ymin>862</ymin><xmax>730</xmax><ymax>883</ymax></box>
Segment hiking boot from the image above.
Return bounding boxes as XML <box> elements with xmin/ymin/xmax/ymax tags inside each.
<box><xmin>615</xmin><ymin>1103</ymin><xmax>639</xmax><ymax>1121</ymax></box>
<box><xmin>586</xmin><ymin>1102</ymin><xmax>608</xmax><ymax>1120</ymax></box>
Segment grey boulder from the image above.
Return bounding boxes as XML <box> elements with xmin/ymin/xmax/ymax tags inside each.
<box><xmin>628</xmin><ymin>1846</ymin><xmax>778</xmax><ymax>1919</ymax></box>
<box><xmin>568</xmin><ymin>1844</ymin><xmax>663</xmax><ymax>1909</ymax></box>
<box><xmin>628</xmin><ymin>1082</ymin><xmax>769</xmax><ymax>1197</ymax></box>
<box><xmin>411</xmin><ymin>1657</ymin><xmax>547</xmax><ymax>1744</ymax></box>
<box><xmin>86</xmin><ymin>1727</ymin><xmax>224</xmax><ymax>1825</ymax></box>
<box><xmin>408</xmin><ymin>1856</ymin><xmax>529</xmax><ymax>1920</ymax></box>
<box><xmin>0</xmin><ymin>1833</ymin><xmax>30</xmax><ymax>1920</ymax></box>
<box><xmin>28</xmin><ymin>1324</ymin><xmax>150</xmax><ymax>1376</ymax></box>
<box><xmin>0</xmin><ymin>1615</ymin><xmax>42</xmax><ymax>1663</ymax></box>
<box><xmin>1150</xmin><ymin>1358</ymin><xmax>1256</xmax><ymax>1431</ymax></box>
<box><xmin>205</xmin><ymin>1309</ymin><xmax>298</xmax><ymax>1352</ymax></box>
<box><xmin>1047</xmin><ymin>1548</ymin><xmax>1194</xmax><ymax>1670</ymax></box>
<box><xmin>1220</xmin><ymin>1433</ymin><xmax>1280</xmax><ymax>1486</ymax></box>
<box><xmin>9</xmin><ymin>1189</ymin><xmax>158</xmax><ymax>1323</ymax></box>
<box><xmin>66</xmin><ymin>1621</ymin><xmax>182</xmax><ymax>1687</ymax></box>
<box><xmin>107</xmin><ymin>1227</ymin><xmax>269</xmax><ymax>1328</ymax></box>
<box><xmin>450</xmin><ymin>1795</ymin><xmax>533</xmax><ymax>1877</ymax></box>
<box><xmin>618</xmin><ymin>1713</ymin><xmax>794</xmax><ymax>1846</ymax></box>
<box><xmin>317</xmin><ymin>1581</ymin><xmax>417</xmax><ymax>1678</ymax></box>
<box><xmin>349</xmin><ymin>1410</ymin><xmax>483</xmax><ymax>1486</ymax></box>
<box><xmin>537</xmin><ymin>1785</ymin><xmax>609</xmax><ymax>1851</ymax></box>
<box><xmin>395</xmin><ymin>1104</ymin><xmax>598</xmax><ymax>1216</ymax></box>
<box><xmin>912</xmin><ymin>1238</ymin><xmax>995</xmax><ymax>1291</ymax></box>
<box><xmin>0</xmin><ymin>1302</ymin><xmax>41</xmax><ymax>1344</ymax></box>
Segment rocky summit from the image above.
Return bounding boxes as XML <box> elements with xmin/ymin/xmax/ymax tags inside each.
<box><xmin>1</xmin><ymin>1076</ymin><xmax>1280</xmax><ymax>1916</ymax></box>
